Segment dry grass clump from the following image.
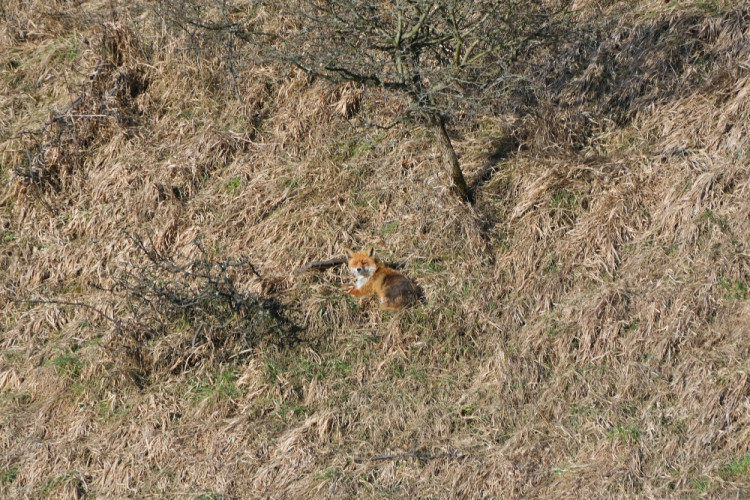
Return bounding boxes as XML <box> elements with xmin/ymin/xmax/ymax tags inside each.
<box><xmin>2</xmin><ymin>0</ymin><xmax>750</xmax><ymax>498</ymax></box>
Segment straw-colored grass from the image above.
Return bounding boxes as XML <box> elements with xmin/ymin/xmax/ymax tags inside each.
<box><xmin>2</xmin><ymin>0</ymin><xmax>750</xmax><ymax>498</ymax></box>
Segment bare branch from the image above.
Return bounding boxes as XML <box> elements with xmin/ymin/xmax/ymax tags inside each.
<box><xmin>295</xmin><ymin>257</ymin><xmax>347</xmax><ymax>274</ymax></box>
<box><xmin>353</xmin><ymin>449</ymin><xmax>464</xmax><ymax>464</ymax></box>
<box><xmin>9</xmin><ymin>297</ymin><xmax>123</xmax><ymax>331</ymax></box>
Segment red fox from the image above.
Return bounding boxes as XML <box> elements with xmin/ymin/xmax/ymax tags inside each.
<box><xmin>343</xmin><ymin>247</ymin><xmax>418</xmax><ymax>310</ymax></box>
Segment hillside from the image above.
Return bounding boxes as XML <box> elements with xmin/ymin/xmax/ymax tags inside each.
<box><xmin>2</xmin><ymin>0</ymin><xmax>750</xmax><ymax>498</ymax></box>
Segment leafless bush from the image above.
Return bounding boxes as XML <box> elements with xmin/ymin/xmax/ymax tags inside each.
<box><xmin>105</xmin><ymin>233</ymin><xmax>299</xmax><ymax>376</ymax></box>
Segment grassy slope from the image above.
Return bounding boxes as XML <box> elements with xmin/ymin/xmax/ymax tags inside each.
<box><xmin>1</xmin><ymin>0</ymin><xmax>749</xmax><ymax>498</ymax></box>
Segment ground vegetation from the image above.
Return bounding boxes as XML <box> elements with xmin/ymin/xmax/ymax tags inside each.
<box><xmin>1</xmin><ymin>0</ymin><xmax>749</xmax><ymax>498</ymax></box>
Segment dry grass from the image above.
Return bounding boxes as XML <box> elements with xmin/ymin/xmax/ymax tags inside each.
<box><xmin>2</xmin><ymin>0</ymin><xmax>750</xmax><ymax>498</ymax></box>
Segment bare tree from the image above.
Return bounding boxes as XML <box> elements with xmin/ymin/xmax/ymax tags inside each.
<box><xmin>157</xmin><ymin>0</ymin><xmax>571</xmax><ymax>202</ymax></box>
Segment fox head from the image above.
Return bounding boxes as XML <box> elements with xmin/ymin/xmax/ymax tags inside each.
<box><xmin>345</xmin><ymin>247</ymin><xmax>378</xmax><ymax>279</ymax></box>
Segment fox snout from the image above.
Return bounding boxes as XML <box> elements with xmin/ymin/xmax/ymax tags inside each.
<box><xmin>351</xmin><ymin>265</ymin><xmax>373</xmax><ymax>277</ymax></box>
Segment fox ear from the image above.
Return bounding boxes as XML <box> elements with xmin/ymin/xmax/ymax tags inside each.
<box><xmin>344</xmin><ymin>248</ymin><xmax>355</xmax><ymax>258</ymax></box>
<box><xmin>367</xmin><ymin>246</ymin><xmax>375</xmax><ymax>257</ymax></box>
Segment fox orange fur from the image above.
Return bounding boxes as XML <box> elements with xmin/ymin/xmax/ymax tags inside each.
<box><xmin>343</xmin><ymin>247</ymin><xmax>418</xmax><ymax>310</ymax></box>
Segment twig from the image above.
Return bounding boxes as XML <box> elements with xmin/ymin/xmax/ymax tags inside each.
<box><xmin>53</xmin><ymin>114</ymin><xmax>110</xmax><ymax>120</ymax></box>
<box><xmin>192</xmin><ymin>323</ymin><xmax>204</xmax><ymax>348</ymax></box>
<box><xmin>353</xmin><ymin>450</ymin><xmax>458</xmax><ymax>464</ymax></box>
<box><xmin>9</xmin><ymin>298</ymin><xmax>123</xmax><ymax>331</ymax></box>
<box><xmin>295</xmin><ymin>257</ymin><xmax>347</xmax><ymax>274</ymax></box>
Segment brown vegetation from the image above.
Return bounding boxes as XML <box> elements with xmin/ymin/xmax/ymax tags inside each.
<box><xmin>1</xmin><ymin>0</ymin><xmax>749</xmax><ymax>498</ymax></box>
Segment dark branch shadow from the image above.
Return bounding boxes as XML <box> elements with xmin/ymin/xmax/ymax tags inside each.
<box><xmin>470</xmin><ymin>132</ymin><xmax>520</xmax><ymax>196</ymax></box>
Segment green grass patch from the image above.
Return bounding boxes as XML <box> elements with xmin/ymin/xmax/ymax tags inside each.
<box><xmin>192</xmin><ymin>369</ymin><xmax>241</xmax><ymax>401</ymax></box>
<box><xmin>700</xmin><ymin>208</ymin><xmax>729</xmax><ymax>232</ymax></box>
<box><xmin>353</xmin><ymin>191</ymin><xmax>386</xmax><ymax>209</ymax></box>
<box><xmin>40</xmin><ymin>471</ymin><xmax>85</xmax><ymax>497</ymax></box>
<box><xmin>263</xmin><ymin>356</ymin><xmax>285</xmax><ymax>384</ymax></box>
<box><xmin>196</xmin><ymin>492</ymin><xmax>227</xmax><ymax>500</ymax></box>
<box><xmin>3</xmin><ymin>349</ymin><xmax>23</xmax><ymax>363</ymax></box>
<box><xmin>624</xmin><ymin>318</ymin><xmax>641</xmax><ymax>333</ymax></box>
<box><xmin>606</xmin><ymin>424</ymin><xmax>641</xmax><ymax>444</ymax></box>
<box><xmin>277</xmin><ymin>403</ymin><xmax>309</xmax><ymax>420</ymax></box>
<box><xmin>225</xmin><ymin>176</ymin><xmax>242</xmax><ymax>197</ymax></box>
<box><xmin>46</xmin><ymin>352</ymin><xmax>82</xmax><ymax>379</ymax></box>
<box><xmin>693</xmin><ymin>1</ymin><xmax>725</xmax><ymax>16</ymax></box>
<box><xmin>298</xmin><ymin>357</ymin><xmax>352</xmax><ymax>381</ymax></box>
<box><xmin>176</xmin><ymin>109</ymin><xmax>196</xmax><ymax>121</ymax></box>
<box><xmin>551</xmin><ymin>464</ymin><xmax>582</xmax><ymax>478</ymax></box>
<box><xmin>551</xmin><ymin>188</ymin><xmax>579</xmax><ymax>210</ymax></box>
<box><xmin>1</xmin><ymin>390</ymin><xmax>32</xmax><ymax>405</ymax></box>
<box><xmin>690</xmin><ymin>476</ymin><xmax>710</xmax><ymax>493</ymax></box>
<box><xmin>542</xmin><ymin>313</ymin><xmax>572</xmax><ymax>338</ymax></box>
<box><xmin>54</xmin><ymin>43</ymin><xmax>79</xmax><ymax>61</ymax></box>
<box><xmin>280</xmin><ymin>174</ymin><xmax>301</xmax><ymax>190</ymax></box>
<box><xmin>720</xmin><ymin>453</ymin><xmax>750</xmax><ymax>479</ymax></box>
<box><xmin>0</xmin><ymin>466</ymin><xmax>19</xmax><ymax>486</ymax></box>
<box><xmin>718</xmin><ymin>276</ymin><xmax>749</xmax><ymax>301</ymax></box>
<box><xmin>334</xmin><ymin>136</ymin><xmax>379</xmax><ymax>162</ymax></box>
<box><xmin>408</xmin><ymin>368</ymin><xmax>427</xmax><ymax>382</ymax></box>
<box><xmin>381</xmin><ymin>220</ymin><xmax>399</xmax><ymax>235</ymax></box>
<box><xmin>412</xmin><ymin>258</ymin><xmax>445</xmax><ymax>274</ymax></box>
<box><xmin>493</xmin><ymin>230</ymin><xmax>512</xmax><ymax>251</ymax></box>
<box><xmin>96</xmin><ymin>397</ymin><xmax>129</xmax><ymax>422</ymax></box>
<box><xmin>314</xmin><ymin>468</ymin><xmax>341</xmax><ymax>481</ymax></box>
